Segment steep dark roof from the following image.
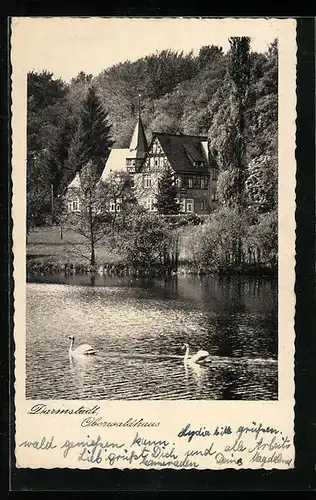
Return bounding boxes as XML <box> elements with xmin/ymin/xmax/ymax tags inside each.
<box><xmin>153</xmin><ymin>133</ymin><xmax>211</xmax><ymax>173</ymax></box>
<box><xmin>129</xmin><ymin>115</ymin><xmax>148</xmax><ymax>159</ymax></box>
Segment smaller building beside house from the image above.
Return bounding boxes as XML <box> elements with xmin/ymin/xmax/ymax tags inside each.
<box><xmin>100</xmin><ymin>115</ymin><xmax>148</xmax><ymax>183</ymax></box>
<box><xmin>66</xmin><ymin>171</ymin><xmax>82</xmax><ymax>213</ymax></box>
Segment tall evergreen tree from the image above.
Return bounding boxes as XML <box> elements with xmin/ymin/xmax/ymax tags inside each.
<box><xmin>155</xmin><ymin>168</ymin><xmax>180</xmax><ymax>215</ymax></box>
<box><xmin>78</xmin><ymin>86</ymin><xmax>114</xmax><ymax>177</ymax></box>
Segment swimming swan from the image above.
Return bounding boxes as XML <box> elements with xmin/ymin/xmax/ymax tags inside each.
<box><xmin>68</xmin><ymin>336</ymin><xmax>97</xmax><ymax>357</ymax></box>
<box><xmin>183</xmin><ymin>343</ymin><xmax>210</xmax><ymax>364</ymax></box>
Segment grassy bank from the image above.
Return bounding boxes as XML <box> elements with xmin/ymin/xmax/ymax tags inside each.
<box><xmin>27</xmin><ymin>226</ymin><xmax>276</xmax><ymax>277</ymax></box>
<box><xmin>27</xmin><ymin>226</ymin><xmax>178</xmax><ymax>276</ymax></box>
<box><xmin>27</xmin><ymin>226</ymin><xmax>122</xmax><ymax>266</ymax></box>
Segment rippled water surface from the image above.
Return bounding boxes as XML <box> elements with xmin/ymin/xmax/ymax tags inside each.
<box><xmin>26</xmin><ymin>275</ymin><xmax>277</xmax><ymax>400</ymax></box>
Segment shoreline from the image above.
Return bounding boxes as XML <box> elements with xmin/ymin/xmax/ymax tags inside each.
<box><xmin>26</xmin><ymin>259</ymin><xmax>277</xmax><ymax>279</ymax></box>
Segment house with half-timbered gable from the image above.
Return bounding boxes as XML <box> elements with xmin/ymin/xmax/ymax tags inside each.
<box><xmin>67</xmin><ymin>114</ymin><xmax>219</xmax><ymax>215</ymax></box>
<box><xmin>133</xmin><ymin>131</ymin><xmax>219</xmax><ymax>214</ymax></box>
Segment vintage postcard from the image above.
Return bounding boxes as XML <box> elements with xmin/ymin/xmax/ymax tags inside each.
<box><xmin>12</xmin><ymin>17</ymin><xmax>296</xmax><ymax>470</ymax></box>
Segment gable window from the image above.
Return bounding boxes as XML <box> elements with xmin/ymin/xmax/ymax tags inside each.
<box><xmin>188</xmin><ymin>177</ymin><xmax>193</xmax><ymax>188</ymax></box>
<box><xmin>159</xmin><ymin>156</ymin><xmax>164</xmax><ymax>167</ymax></box>
<box><xmin>109</xmin><ymin>198</ymin><xmax>122</xmax><ymax>212</ymax></box>
<box><xmin>155</xmin><ymin>158</ymin><xmax>159</xmax><ymax>167</ymax></box>
<box><xmin>143</xmin><ymin>174</ymin><xmax>152</xmax><ymax>188</ymax></box>
<box><xmin>175</xmin><ymin>176</ymin><xmax>182</xmax><ymax>188</ymax></box>
<box><xmin>186</xmin><ymin>199</ymin><xmax>194</xmax><ymax>213</ymax></box>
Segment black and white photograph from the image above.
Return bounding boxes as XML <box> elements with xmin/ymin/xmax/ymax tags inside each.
<box><xmin>24</xmin><ymin>19</ymin><xmax>279</xmax><ymax>402</ymax></box>
<box><xmin>12</xmin><ymin>17</ymin><xmax>297</xmax><ymax>472</ymax></box>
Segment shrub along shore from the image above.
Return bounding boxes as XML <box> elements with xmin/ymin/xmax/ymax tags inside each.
<box><xmin>27</xmin><ymin>207</ymin><xmax>277</xmax><ymax>281</ymax></box>
<box><xmin>27</xmin><ymin>258</ymin><xmax>276</xmax><ymax>279</ymax></box>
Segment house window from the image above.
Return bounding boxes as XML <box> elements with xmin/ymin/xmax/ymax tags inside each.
<box><xmin>201</xmin><ymin>177</ymin><xmax>205</xmax><ymax>189</ymax></box>
<box><xmin>155</xmin><ymin>158</ymin><xmax>159</xmax><ymax>167</ymax></box>
<box><xmin>212</xmin><ymin>168</ymin><xmax>219</xmax><ymax>180</ymax></box>
<box><xmin>186</xmin><ymin>199</ymin><xmax>194</xmax><ymax>213</ymax></box>
<box><xmin>143</xmin><ymin>174</ymin><xmax>152</xmax><ymax>188</ymax></box>
<box><xmin>150</xmin><ymin>157</ymin><xmax>155</xmax><ymax>167</ymax></box>
<box><xmin>179</xmin><ymin>198</ymin><xmax>185</xmax><ymax>213</ymax></box>
<box><xmin>110</xmin><ymin>198</ymin><xmax>122</xmax><ymax>212</ymax></box>
<box><xmin>212</xmin><ymin>191</ymin><xmax>218</xmax><ymax>202</ymax></box>
<box><xmin>175</xmin><ymin>176</ymin><xmax>181</xmax><ymax>188</ymax></box>
<box><xmin>68</xmin><ymin>198</ymin><xmax>81</xmax><ymax>212</ymax></box>
<box><xmin>159</xmin><ymin>156</ymin><xmax>164</xmax><ymax>167</ymax></box>
<box><xmin>144</xmin><ymin>198</ymin><xmax>157</xmax><ymax>212</ymax></box>
<box><xmin>188</xmin><ymin>178</ymin><xmax>193</xmax><ymax>188</ymax></box>
<box><xmin>201</xmin><ymin>200</ymin><xmax>207</xmax><ymax>211</ymax></box>
<box><xmin>150</xmin><ymin>198</ymin><xmax>157</xmax><ymax>212</ymax></box>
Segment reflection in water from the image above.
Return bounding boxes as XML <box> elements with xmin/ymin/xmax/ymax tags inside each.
<box><xmin>69</xmin><ymin>355</ymin><xmax>95</xmax><ymax>398</ymax></box>
<box><xmin>184</xmin><ymin>360</ymin><xmax>210</xmax><ymax>397</ymax></box>
<box><xmin>26</xmin><ymin>274</ymin><xmax>277</xmax><ymax>400</ymax></box>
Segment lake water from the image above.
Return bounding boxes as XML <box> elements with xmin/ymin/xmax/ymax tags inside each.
<box><xmin>26</xmin><ymin>274</ymin><xmax>278</xmax><ymax>400</ymax></box>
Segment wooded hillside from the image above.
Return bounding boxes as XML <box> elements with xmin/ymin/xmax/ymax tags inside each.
<box><xmin>27</xmin><ymin>40</ymin><xmax>278</xmax><ymax>228</ymax></box>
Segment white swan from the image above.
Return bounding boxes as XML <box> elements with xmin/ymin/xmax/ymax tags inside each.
<box><xmin>68</xmin><ymin>336</ymin><xmax>97</xmax><ymax>357</ymax></box>
<box><xmin>183</xmin><ymin>343</ymin><xmax>210</xmax><ymax>364</ymax></box>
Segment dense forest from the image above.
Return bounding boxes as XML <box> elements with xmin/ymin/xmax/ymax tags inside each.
<box><xmin>27</xmin><ymin>38</ymin><xmax>278</xmax><ymax>274</ymax></box>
